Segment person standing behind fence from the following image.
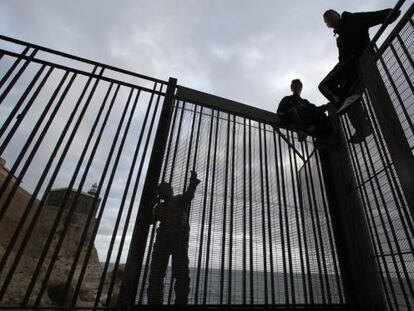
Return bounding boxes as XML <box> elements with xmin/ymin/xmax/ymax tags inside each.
<box><xmin>147</xmin><ymin>170</ymin><xmax>201</xmax><ymax>305</ymax></box>
<box><xmin>319</xmin><ymin>7</ymin><xmax>400</xmax><ymax>143</ymax></box>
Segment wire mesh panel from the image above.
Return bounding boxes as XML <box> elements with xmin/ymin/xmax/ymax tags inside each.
<box><xmin>337</xmin><ymin>5</ymin><xmax>414</xmax><ymax>311</ymax></box>
<box><xmin>0</xmin><ymin>35</ymin><xmax>169</xmax><ymax>309</ymax></box>
<box><xmin>376</xmin><ymin>9</ymin><xmax>414</xmax><ymax>150</ymax></box>
<box><xmin>135</xmin><ymin>101</ymin><xmax>345</xmax><ymax>308</ymax></box>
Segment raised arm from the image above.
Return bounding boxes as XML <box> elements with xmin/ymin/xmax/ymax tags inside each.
<box><xmin>183</xmin><ymin>170</ymin><xmax>201</xmax><ymax>202</ymax></box>
<box><xmin>348</xmin><ymin>9</ymin><xmax>400</xmax><ymax>28</ymax></box>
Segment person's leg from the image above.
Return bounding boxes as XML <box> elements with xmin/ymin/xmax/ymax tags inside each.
<box><xmin>319</xmin><ymin>58</ymin><xmax>360</xmax><ymax>106</ymax></box>
<box><xmin>347</xmin><ymin>101</ymin><xmax>372</xmax><ymax>143</ymax></box>
<box><xmin>318</xmin><ymin>62</ymin><xmax>345</xmax><ymax>106</ymax></box>
<box><xmin>147</xmin><ymin>232</ymin><xmax>171</xmax><ymax>304</ymax></box>
<box><xmin>299</xmin><ymin>106</ymin><xmax>330</xmax><ymax>138</ymax></box>
<box><xmin>172</xmin><ymin>232</ymin><xmax>190</xmax><ymax>305</ymax></box>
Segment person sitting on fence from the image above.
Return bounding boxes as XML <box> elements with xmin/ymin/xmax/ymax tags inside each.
<box><xmin>319</xmin><ymin>7</ymin><xmax>400</xmax><ymax>143</ymax></box>
<box><xmin>276</xmin><ymin>79</ymin><xmax>333</xmax><ymax>148</ymax></box>
<box><xmin>147</xmin><ymin>170</ymin><xmax>201</xmax><ymax>305</ymax></box>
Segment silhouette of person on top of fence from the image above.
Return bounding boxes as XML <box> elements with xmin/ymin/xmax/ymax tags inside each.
<box><xmin>147</xmin><ymin>170</ymin><xmax>200</xmax><ymax>305</ymax></box>
<box><xmin>277</xmin><ymin>79</ymin><xmax>334</xmax><ymax>149</ymax></box>
<box><xmin>319</xmin><ymin>7</ymin><xmax>400</xmax><ymax>144</ymax></box>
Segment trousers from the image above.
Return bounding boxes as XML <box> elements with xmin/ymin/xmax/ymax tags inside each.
<box><xmin>318</xmin><ymin>57</ymin><xmax>369</xmax><ymax>131</ymax></box>
<box><xmin>147</xmin><ymin>229</ymin><xmax>190</xmax><ymax>305</ymax></box>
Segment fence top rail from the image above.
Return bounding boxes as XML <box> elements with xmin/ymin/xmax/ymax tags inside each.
<box><xmin>176</xmin><ymin>85</ymin><xmax>282</xmax><ymax>126</ymax></box>
<box><xmin>0</xmin><ymin>48</ymin><xmax>167</xmax><ymax>96</ymax></box>
<box><xmin>371</xmin><ymin>0</ymin><xmax>408</xmax><ymax>47</ymax></box>
<box><xmin>375</xmin><ymin>0</ymin><xmax>414</xmax><ymax>55</ymax></box>
<box><xmin>0</xmin><ymin>34</ymin><xmax>168</xmax><ymax>86</ymax></box>
<box><xmin>176</xmin><ymin>85</ymin><xmax>305</xmax><ymax>161</ymax></box>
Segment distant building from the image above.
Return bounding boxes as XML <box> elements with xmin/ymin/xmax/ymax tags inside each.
<box><xmin>45</xmin><ymin>187</ymin><xmax>101</xmax><ymax>216</ymax></box>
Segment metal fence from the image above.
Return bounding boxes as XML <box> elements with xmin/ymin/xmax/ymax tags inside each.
<box><xmin>337</xmin><ymin>3</ymin><xmax>414</xmax><ymax>311</ymax></box>
<box><xmin>131</xmin><ymin>99</ymin><xmax>344</xmax><ymax>307</ymax></box>
<box><xmin>0</xmin><ymin>34</ymin><xmax>169</xmax><ymax>308</ymax></box>
<box><xmin>0</xmin><ymin>1</ymin><xmax>414</xmax><ymax>310</ymax></box>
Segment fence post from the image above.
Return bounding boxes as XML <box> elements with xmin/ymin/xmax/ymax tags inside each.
<box><xmin>359</xmin><ymin>50</ymin><xmax>414</xmax><ymax>221</ymax></box>
<box><xmin>319</xmin><ymin>111</ymin><xmax>387</xmax><ymax>311</ymax></box>
<box><xmin>117</xmin><ymin>77</ymin><xmax>177</xmax><ymax>310</ymax></box>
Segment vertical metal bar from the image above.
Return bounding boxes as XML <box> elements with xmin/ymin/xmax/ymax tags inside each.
<box><xmin>0</xmin><ymin>46</ymin><xmax>30</xmax><ymax>89</ymax></box>
<box><xmin>165</xmin><ymin>101</ymin><xmax>187</xmax><ymax>305</ymax></box>
<box><xmin>168</xmin><ymin>101</ymin><xmax>186</xmax><ymax>184</ymax></box>
<box><xmin>161</xmin><ymin>100</ymin><xmax>179</xmax><ymax>182</ymax></box>
<box><xmin>182</xmin><ymin>104</ymin><xmax>199</xmax><ymax>191</ymax></box>
<box><xmin>160</xmin><ymin>104</ymin><xmax>197</xmax><ymax>304</ymax></box>
<box><xmin>383</xmin><ymin>43</ymin><xmax>414</xmax><ymax>136</ymax></box>
<box><xmin>396</xmin><ymin>34</ymin><xmax>414</xmax><ymax>72</ymax></box>
<box><xmin>0</xmin><ymin>70</ymin><xmax>70</xmax><ymax>219</ymax></box>
<box><xmin>202</xmin><ymin>110</ymin><xmax>219</xmax><ymax>305</ymax></box>
<box><xmin>272</xmin><ymin>129</ymin><xmax>284</xmax><ymax>304</ymax></box>
<box><xmin>15</xmin><ymin>64</ymin><xmax>101</xmax><ymax>303</ymax></box>
<box><xmin>362</xmin><ymin>91</ymin><xmax>414</xmax><ymax>241</ymax></box>
<box><xmin>319</xmin><ymin>111</ymin><xmax>387</xmax><ymax>311</ymax></box>
<box><xmin>314</xmin><ymin>151</ymin><xmax>344</xmax><ymax>304</ymax></box>
<box><xmin>304</xmin><ymin>142</ymin><xmax>331</xmax><ymax>305</ymax></box>
<box><xmin>194</xmin><ymin>109</ymin><xmax>215</xmax><ymax>304</ymax></box>
<box><xmin>242</xmin><ymin>117</ymin><xmax>247</xmax><ymax>306</ymax></box>
<box><xmin>142</xmin><ymin>98</ymin><xmax>178</xmax><ymax>305</ymax></box>
<box><xmin>112</xmin><ymin>83</ymin><xmax>163</xmax><ymax>307</ymax></box>
<box><xmin>360</xmin><ymin>51</ymin><xmax>414</xmax><ymax>221</ymax></box>
<box><xmin>248</xmin><ymin>119</ymin><xmax>254</xmax><ymax>304</ymax></box>
<box><xmin>187</xmin><ymin>105</ymin><xmax>203</xmax><ymax>228</ymax></box>
<box><xmin>284</xmin><ymin>132</ymin><xmax>297</xmax><ymax>305</ymax></box>
<box><xmin>277</xmin><ymin>133</ymin><xmax>289</xmax><ymax>304</ymax></box>
<box><xmin>23</xmin><ymin>66</ymin><xmax>106</xmax><ymax>304</ymax></box>
<box><xmin>219</xmin><ymin>113</ymin><xmax>230</xmax><ymax>305</ymax></box>
<box><xmin>70</xmin><ymin>88</ymin><xmax>142</xmax><ymax>306</ymax></box>
<box><xmin>301</xmin><ymin>140</ymin><xmax>327</xmax><ymax>305</ymax></box>
<box><xmin>341</xmin><ymin>116</ymin><xmax>400</xmax><ymax>310</ymax></box>
<box><xmin>263</xmin><ymin>125</ymin><xmax>275</xmax><ymax>304</ymax></box>
<box><xmin>295</xmin><ymin>146</ymin><xmax>314</xmax><ymax>306</ymax></box>
<box><xmin>111</xmin><ymin>83</ymin><xmax>157</xmax><ymax>307</ymax></box>
<box><xmin>64</xmin><ymin>87</ymin><xmax>138</xmax><ymax>304</ymax></box>
<box><xmin>357</xmin><ymin>134</ymin><xmax>413</xmax><ymax>306</ymax></box>
<box><xmin>0</xmin><ymin>64</ymin><xmax>47</xmax><ymax>142</ymax></box>
<box><xmin>0</xmin><ymin>72</ymin><xmax>76</xmax><ymax>302</ymax></box>
<box><xmin>0</xmin><ymin>46</ymin><xmax>35</xmax><ymax>104</ymax></box>
<box><xmin>192</xmin><ymin>106</ymin><xmax>203</xmax><ymax>171</ymax></box>
<box><xmin>2</xmin><ymin>66</ymin><xmax>102</xmax><ymax>305</ymax></box>
<box><xmin>118</xmin><ymin>77</ymin><xmax>177</xmax><ymax>310</ymax></box>
<box><xmin>35</xmin><ymin>84</ymin><xmax>128</xmax><ymax>307</ymax></box>
<box><xmin>291</xmin><ymin>141</ymin><xmax>308</xmax><ymax>305</ymax></box>
<box><xmin>258</xmin><ymin>123</ymin><xmax>268</xmax><ymax>304</ymax></box>
<box><xmin>227</xmin><ymin>114</ymin><xmax>236</xmax><ymax>304</ymax></box>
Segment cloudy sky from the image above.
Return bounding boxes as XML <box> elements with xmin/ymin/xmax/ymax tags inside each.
<box><xmin>0</xmin><ymin>0</ymin><xmax>406</xmax><ymax>112</ymax></box>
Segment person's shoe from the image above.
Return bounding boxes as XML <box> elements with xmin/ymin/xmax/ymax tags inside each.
<box><xmin>349</xmin><ymin>125</ymin><xmax>373</xmax><ymax>144</ymax></box>
<box><xmin>336</xmin><ymin>95</ymin><xmax>362</xmax><ymax>116</ymax></box>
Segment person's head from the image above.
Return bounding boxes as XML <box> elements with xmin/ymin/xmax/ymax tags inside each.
<box><xmin>290</xmin><ymin>79</ymin><xmax>303</xmax><ymax>95</ymax></box>
<box><xmin>157</xmin><ymin>182</ymin><xmax>173</xmax><ymax>200</ymax></box>
<box><xmin>323</xmin><ymin>9</ymin><xmax>341</xmax><ymax>29</ymax></box>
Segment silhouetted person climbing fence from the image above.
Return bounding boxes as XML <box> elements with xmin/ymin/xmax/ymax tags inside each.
<box><xmin>319</xmin><ymin>7</ymin><xmax>400</xmax><ymax>143</ymax></box>
<box><xmin>276</xmin><ymin>79</ymin><xmax>334</xmax><ymax>149</ymax></box>
<box><xmin>147</xmin><ymin>170</ymin><xmax>201</xmax><ymax>305</ymax></box>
